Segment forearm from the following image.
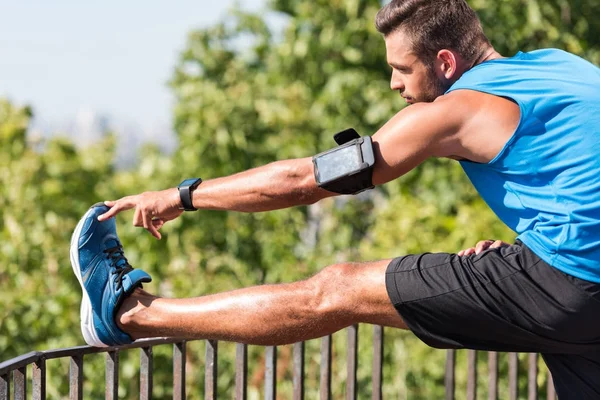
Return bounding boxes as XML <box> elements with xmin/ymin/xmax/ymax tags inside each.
<box><xmin>190</xmin><ymin>157</ymin><xmax>334</xmax><ymax>212</ymax></box>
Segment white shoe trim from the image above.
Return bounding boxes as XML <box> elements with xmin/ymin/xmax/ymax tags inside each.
<box><xmin>70</xmin><ymin>207</ymin><xmax>109</xmax><ymax>348</ymax></box>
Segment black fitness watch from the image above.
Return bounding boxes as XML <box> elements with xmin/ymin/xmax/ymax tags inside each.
<box><xmin>178</xmin><ymin>178</ymin><xmax>202</xmax><ymax>211</ymax></box>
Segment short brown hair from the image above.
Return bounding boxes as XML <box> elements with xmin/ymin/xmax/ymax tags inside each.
<box><xmin>375</xmin><ymin>0</ymin><xmax>490</xmax><ymax>64</ymax></box>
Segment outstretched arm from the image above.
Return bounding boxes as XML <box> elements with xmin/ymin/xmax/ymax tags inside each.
<box><xmin>187</xmin><ymin>157</ymin><xmax>332</xmax><ymax>212</ymax></box>
<box><xmin>100</xmin><ymin>93</ymin><xmax>468</xmax><ymax>239</ymax></box>
<box><xmin>98</xmin><ymin>157</ymin><xmax>335</xmax><ymax>239</ymax></box>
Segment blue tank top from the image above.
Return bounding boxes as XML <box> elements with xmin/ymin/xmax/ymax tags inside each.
<box><xmin>446</xmin><ymin>49</ymin><xmax>600</xmax><ymax>282</ymax></box>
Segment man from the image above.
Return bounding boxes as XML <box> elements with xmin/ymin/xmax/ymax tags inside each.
<box><xmin>70</xmin><ymin>0</ymin><xmax>600</xmax><ymax>397</ymax></box>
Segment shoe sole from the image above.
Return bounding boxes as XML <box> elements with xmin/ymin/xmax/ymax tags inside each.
<box><xmin>70</xmin><ymin>206</ymin><xmax>109</xmax><ymax>347</ymax></box>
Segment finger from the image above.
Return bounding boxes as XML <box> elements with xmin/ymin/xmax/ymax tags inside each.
<box><xmin>475</xmin><ymin>240</ymin><xmax>493</xmax><ymax>254</ymax></box>
<box><xmin>490</xmin><ymin>240</ymin><xmax>507</xmax><ymax>248</ymax></box>
<box><xmin>462</xmin><ymin>247</ymin><xmax>476</xmax><ymax>256</ymax></box>
<box><xmin>98</xmin><ymin>199</ymin><xmax>134</xmax><ymax>221</ymax></box>
<box><xmin>458</xmin><ymin>247</ymin><xmax>472</xmax><ymax>256</ymax></box>
<box><xmin>133</xmin><ymin>208</ymin><xmax>143</xmax><ymax>227</ymax></box>
<box><xmin>476</xmin><ymin>239</ymin><xmax>492</xmax><ymax>248</ymax></box>
<box><xmin>152</xmin><ymin>218</ymin><xmax>165</xmax><ymax>230</ymax></box>
<box><xmin>142</xmin><ymin>212</ymin><xmax>161</xmax><ymax>240</ymax></box>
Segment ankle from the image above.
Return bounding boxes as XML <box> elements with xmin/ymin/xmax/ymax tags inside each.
<box><xmin>116</xmin><ymin>288</ymin><xmax>157</xmax><ymax>338</ymax></box>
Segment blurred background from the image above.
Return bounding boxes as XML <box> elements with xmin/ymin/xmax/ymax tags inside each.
<box><xmin>1</xmin><ymin>0</ymin><xmax>599</xmax><ymax>398</ymax></box>
<box><xmin>1</xmin><ymin>0</ymin><xmax>264</xmax><ymax>168</ymax></box>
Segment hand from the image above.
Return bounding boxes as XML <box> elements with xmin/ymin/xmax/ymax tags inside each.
<box><xmin>97</xmin><ymin>188</ymin><xmax>184</xmax><ymax>240</ymax></box>
<box><xmin>457</xmin><ymin>239</ymin><xmax>510</xmax><ymax>256</ymax></box>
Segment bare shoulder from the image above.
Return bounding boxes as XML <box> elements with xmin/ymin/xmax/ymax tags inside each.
<box><xmin>369</xmin><ymin>95</ymin><xmax>468</xmax><ymax>185</ymax></box>
<box><xmin>371</xmin><ymin>92</ymin><xmax>475</xmax><ymax>161</ymax></box>
<box><xmin>370</xmin><ymin>90</ymin><xmax>520</xmax><ymax>185</ymax></box>
<box><xmin>437</xmin><ymin>89</ymin><xmax>521</xmax><ymax>163</ymax></box>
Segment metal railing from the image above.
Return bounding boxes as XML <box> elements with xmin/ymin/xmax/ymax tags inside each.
<box><xmin>0</xmin><ymin>324</ymin><xmax>556</xmax><ymax>399</ymax></box>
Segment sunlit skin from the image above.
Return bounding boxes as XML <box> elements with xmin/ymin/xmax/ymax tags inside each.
<box><xmin>385</xmin><ymin>31</ymin><xmax>452</xmax><ymax>103</ymax></box>
<box><xmin>384</xmin><ymin>29</ymin><xmax>500</xmax><ymax>104</ymax></box>
<box><xmin>107</xmin><ymin>29</ymin><xmax>521</xmax><ymax>345</ymax></box>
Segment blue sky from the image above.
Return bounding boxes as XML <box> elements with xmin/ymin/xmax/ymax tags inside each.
<box><xmin>0</xmin><ymin>0</ymin><xmax>264</xmax><ymax>137</ymax></box>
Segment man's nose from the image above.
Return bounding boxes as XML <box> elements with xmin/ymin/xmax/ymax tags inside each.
<box><xmin>390</xmin><ymin>70</ymin><xmax>404</xmax><ymax>91</ymax></box>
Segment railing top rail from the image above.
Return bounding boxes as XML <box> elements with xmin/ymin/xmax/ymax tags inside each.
<box><xmin>0</xmin><ymin>337</ymin><xmax>181</xmax><ymax>375</ymax></box>
<box><xmin>0</xmin><ymin>351</ymin><xmax>41</xmax><ymax>375</ymax></box>
<box><xmin>0</xmin><ymin>328</ymin><xmax>556</xmax><ymax>400</ymax></box>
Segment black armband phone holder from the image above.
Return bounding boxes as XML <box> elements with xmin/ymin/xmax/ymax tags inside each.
<box><xmin>312</xmin><ymin>128</ymin><xmax>375</xmax><ymax>195</ymax></box>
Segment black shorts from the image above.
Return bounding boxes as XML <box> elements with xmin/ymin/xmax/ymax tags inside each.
<box><xmin>385</xmin><ymin>241</ymin><xmax>600</xmax><ymax>399</ymax></box>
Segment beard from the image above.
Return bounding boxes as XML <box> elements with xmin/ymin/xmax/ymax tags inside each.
<box><xmin>408</xmin><ymin>66</ymin><xmax>451</xmax><ymax>103</ymax></box>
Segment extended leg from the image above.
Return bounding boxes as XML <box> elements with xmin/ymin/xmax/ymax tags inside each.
<box><xmin>117</xmin><ymin>260</ymin><xmax>407</xmax><ymax>346</ymax></box>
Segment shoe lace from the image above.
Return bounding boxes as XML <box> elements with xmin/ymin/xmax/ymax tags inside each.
<box><xmin>103</xmin><ymin>243</ymin><xmax>133</xmax><ymax>290</ymax></box>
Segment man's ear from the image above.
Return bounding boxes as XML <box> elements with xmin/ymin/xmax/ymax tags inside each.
<box><xmin>436</xmin><ymin>49</ymin><xmax>458</xmax><ymax>80</ymax></box>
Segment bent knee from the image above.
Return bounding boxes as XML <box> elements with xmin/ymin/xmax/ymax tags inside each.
<box><xmin>307</xmin><ymin>261</ymin><xmax>389</xmax><ymax>316</ymax></box>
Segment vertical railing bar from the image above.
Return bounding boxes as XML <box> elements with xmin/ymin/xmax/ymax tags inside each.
<box><xmin>14</xmin><ymin>366</ymin><xmax>26</xmax><ymax>400</ymax></box>
<box><xmin>235</xmin><ymin>343</ymin><xmax>248</xmax><ymax>400</ymax></box>
<box><xmin>69</xmin><ymin>355</ymin><xmax>83</xmax><ymax>400</ymax></box>
<box><xmin>508</xmin><ymin>353</ymin><xmax>518</xmax><ymax>400</ymax></box>
<box><xmin>205</xmin><ymin>340</ymin><xmax>218</xmax><ymax>400</ymax></box>
<box><xmin>293</xmin><ymin>342</ymin><xmax>305</xmax><ymax>400</ymax></box>
<box><xmin>0</xmin><ymin>372</ymin><xmax>9</xmax><ymax>400</ymax></box>
<box><xmin>33</xmin><ymin>358</ymin><xmax>46</xmax><ymax>400</ymax></box>
<box><xmin>372</xmin><ymin>325</ymin><xmax>383</xmax><ymax>400</ymax></box>
<box><xmin>546</xmin><ymin>370</ymin><xmax>556</xmax><ymax>400</ymax></box>
<box><xmin>346</xmin><ymin>324</ymin><xmax>358</xmax><ymax>400</ymax></box>
<box><xmin>264</xmin><ymin>346</ymin><xmax>277</xmax><ymax>400</ymax></box>
<box><xmin>105</xmin><ymin>351</ymin><xmax>119</xmax><ymax>400</ymax></box>
<box><xmin>173</xmin><ymin>341</ymin><xmax>186</xmax><ymax>400</ymax></box>
<box><xmin>528</xmin><ymin>353</ymin><xmax>538</xmax><ymax>400</ymax></box>
<box><xmin>466</xmin><ymin>350</ymin><xmax>477</xmax><ymax>400</ymax></box>
<box><xmin>320</xmin><ymin>335</ymin><xmax>332</xmax><ymax>400</ymax></box>
<box><xmin>445</xmin><ymin>350</ymin><xmax>456</xmax><ymax>400</ymax></box>
<box><xmin>488</xmin><ymin>351</ymin><xmax>498</xmax><ymax>400</ymax></box>
<box><xmin>140</xmin><ymin>347</ymin><xmax>153</xmax><ymax>400</ymax></box>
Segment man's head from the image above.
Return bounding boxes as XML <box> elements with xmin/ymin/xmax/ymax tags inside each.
<box><xmin>376</xmin><ymin>0</ymin><xmax>491</xmax><ymax>103</ymax></box>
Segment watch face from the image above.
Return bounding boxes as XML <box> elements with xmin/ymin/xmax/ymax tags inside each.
<box><xmin>179</xmin><ymin>178</ymin><xmax>202</xmax><ymax>188</ymax></box>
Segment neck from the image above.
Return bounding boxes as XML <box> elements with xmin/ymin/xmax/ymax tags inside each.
<box><xmin>445</xmin><ymin>46</ymin><xmax>504</xmax><ymax>88</ymax></box>
<box><xmin>471</xmin><ymin>46</ymin><xmax>503</xmax><ymax>68</ymax></box>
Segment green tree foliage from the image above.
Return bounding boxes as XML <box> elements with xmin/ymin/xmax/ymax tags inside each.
<box><xmin>1</xmin><ymin>0</ymin><xmax>599</xmax><ymax>398</ymax></box>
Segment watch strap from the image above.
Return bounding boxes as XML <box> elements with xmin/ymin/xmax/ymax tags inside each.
<box><xmin>178</xmin><ymin>178</ymin><xmax>202</xmax><ymax>211</ymax></box>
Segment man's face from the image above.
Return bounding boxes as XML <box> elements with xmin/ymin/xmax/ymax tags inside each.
<box><xmin>384</xmin><ymin>30</ymin><xmax>450</xmax><ymax>104</ymax></box>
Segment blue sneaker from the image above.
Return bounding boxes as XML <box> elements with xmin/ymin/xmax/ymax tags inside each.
<box><xmin>70</xmin><ymin>203</ymin><xmax>152</xmax><ymax>347</ymax></box>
